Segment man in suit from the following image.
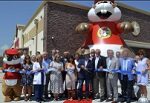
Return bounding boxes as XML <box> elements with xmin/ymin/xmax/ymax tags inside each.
<box><xmin>77</xmin><ymin>49</ymin><xmax>94</xmax><ymax>100</ymax></box>
<box><xmin>106</xmin><ymin>49</ymin><xmax>119</xmax><ymax>103</ymax></box>
<box><xmin>93</xmin><ymin>49</ymin><xmax>107</xmax><ymax>102</ymax></box>
<box><xmin>119</xmin><ymin>48</ymin><xmax>135</xmax><ymax>103</ymax></box>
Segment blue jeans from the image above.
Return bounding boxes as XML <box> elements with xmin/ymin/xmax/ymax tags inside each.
<box><xmin>77</xmin><ymin>79</ymin><xmax>90</xmax><ymax>98</ymax></box>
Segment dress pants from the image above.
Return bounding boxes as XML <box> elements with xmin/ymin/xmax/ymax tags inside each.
<box><xmin>34</xmin><ymin>85</ymin><xmax>44</xmax><ymax>101</ymax></box>
<box><xmin>93</xmin><ymin>74</ymin><xmax>106</xmax><ymax>98</ymax></box>
<box><xmin>34</xmin><ymin>72</ymin><xmax>44</xmax><ymax>101</ymax></box>
<box><xmin>44</xmin><ymin>72</ymin><xmax>50</xmax><ymax>98</ymax></box>
<box><xmin>77</xmin><ymin>79</ymin><xmax>90</xmax><ymax>98</ymax></box>
<box><xmin>106</xmin><ymin>73</ymin><xmax>118</xmax><ymax>100</ymax></box>
<box><xmin>120</xmin><ymin>75</ymin><xmax>134</xmax><ymax>100</ymax></box>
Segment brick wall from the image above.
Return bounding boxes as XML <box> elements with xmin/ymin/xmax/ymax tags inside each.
<box><xmin>44</xmin><ymin>2</ymin><xmax>150</xmax><ymax>55</ymax></box>
<box><xmin>45</xmin><ymin>2</ymin><xmax>89</xmax><ymax>55</ymax></box>
<box><xmin>119</xmin><ymin>6</ymin><xmax>150</xmax><ymax>42</ymax></box>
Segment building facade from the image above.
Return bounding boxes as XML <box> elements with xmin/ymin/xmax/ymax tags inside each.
<box><xmin>12</xmin><ymin>1</ymin><xmax>150</xmax><ymax>56</ymax></box>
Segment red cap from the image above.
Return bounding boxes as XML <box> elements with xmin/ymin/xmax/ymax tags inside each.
<box><xmin>5</xmin><ymin>48</ymin><xmax>19</xmax><ymax>55</ymax></box>
<box><xmin>94</xmin><ymin>0</ymin><xmax>114</xmax><ymax>4</ymax></box>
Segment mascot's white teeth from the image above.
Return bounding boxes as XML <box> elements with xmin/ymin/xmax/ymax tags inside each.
<box><xmin>96</xmin><ymin>10</ymin><xmax>112</xmax><ymax>19</ymax></box>
<box><xmin>101</xmin><ymin>10</ymin><xmax>107</xmax><ymax>14</ymax></box>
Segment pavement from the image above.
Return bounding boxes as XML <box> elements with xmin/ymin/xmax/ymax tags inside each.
<box><xmin>0</xmin><ymin>71</ymin><xmax>150</xmax><ymax>103</ymax></box>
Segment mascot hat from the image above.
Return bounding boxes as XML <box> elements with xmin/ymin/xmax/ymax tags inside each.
<box><xmin>5</xmin><ymin>48</ymin><xmax>19</xmax><ymax>55</ymax></box>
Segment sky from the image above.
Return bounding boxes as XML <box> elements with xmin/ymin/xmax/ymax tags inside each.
<box><xmin>0</xmin><ymin>1</ymin><xmax>149</xmax><ymax>55</ymax></box>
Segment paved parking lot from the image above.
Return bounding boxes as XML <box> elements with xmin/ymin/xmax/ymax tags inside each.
<box><xmin>0</xmin><ymin>70</ymin><xmax>150</xmax><ymax>103</ymax></box>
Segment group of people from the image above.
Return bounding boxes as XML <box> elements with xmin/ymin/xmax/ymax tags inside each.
<box><xmin>17</xmin><ymin>48</ymin><xmax>150</xmax><ymax>103</ymax></box>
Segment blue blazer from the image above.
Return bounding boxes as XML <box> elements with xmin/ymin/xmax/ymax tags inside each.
<box><xmin>78</xmin><ymin>58</ymin><xmax>94</xmax><ymax>79</ymax></box>
<box><xmin>119</xmin><ymin>57</ymin><xmax>135</xmax><ymax>80</ymax></box>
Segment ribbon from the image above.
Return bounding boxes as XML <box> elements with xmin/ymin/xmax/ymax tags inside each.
<box><xmin>95</xmin><ymin>68</ymin><xmax>141</xmax><ymax>75</ymax></box>
<box><xmin>3</xmin><ymin>68</ymin><xmax>142</xmax><ymax>75</ymax></box>
<box><xmin>2</xmin><ymin>68</ymin><xmax>56</xmax><ymax>74</ymax></box>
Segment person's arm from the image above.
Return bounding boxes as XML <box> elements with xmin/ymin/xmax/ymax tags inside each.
<box><xmin>65</xmin><ymin>63</ymin><xmax>68</xmax><ymax>72</ymax></box>
<box><xmin>143</xmin><ymin>59</ymin><xmax>150</xmax><ymax>73</ymax></box>
<box><xmin>77</xmin><ymin>59</ymin><xmax>85</xmax><ymax>72</ymax></box>
<box><xmin>78</xmin><ymin>59</ymin><xmax>84</xmax><ymax>69</ymax></box>
<box><xmin>61</xmin><ymin>63</ymin><xmax>64</xmax><ymax>71</ymax></box>
<box><xmin>131</xmin><ymin>59</ymin><xmax>136</xmax><ymax>74</ymax></box>
<box><xmin>87</xmin><ymin>60</ymin><xmax>93</xmax><ymax>72</ymax></box>
<box><xmin>98</xmin><ymin>56</ymin><xmax>106</xmax><ymax>69</ymax></box>
<box><xmin>103</xmin><ymin>57</ymin><xmax>107</xmax><ymax>69</ymax></box>
<box><xmin>32</xmin><ymin>63</ymin><xmax>42</xmax><ymax>72</ymax></box>
<box><xmin>49</xmin><ymin>61</ymin><xmax>53</xmax><ymax>68</ymax></box>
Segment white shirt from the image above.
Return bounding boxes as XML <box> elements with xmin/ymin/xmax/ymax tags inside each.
<box><xmin>75</xmin><ymin>59</ymin><xmax>80</xmax><ymax>72</ymax></box>
<box><xmin>123</xmin><ymin>59</ymin><xmax>128</xmax><ymax>71</ymax></box>
<box><xmin>108</xmin><ymin>58</ymin><xmax>112</xmax><ymax>70</ymax></box>
<box><xmin>33</xmin><ymin>62</ymin><xmax>46</xmax><ymax>85</ymax></box>
<box><xmin>95</xmin><ymin>57</ymin><xmax>99</xmax><ymax>69</ymax></box>
<box><xmin>21</xmin><ymin>55</ymin><xmax>25</xmax><ymax>64</ymax></box>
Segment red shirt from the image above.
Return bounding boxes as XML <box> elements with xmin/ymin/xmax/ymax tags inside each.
<box><xmin>3</xmin><ymin>64</ymin><xmax>22</xmax><ymax>79</ymax></box>
<box><xmin>82</xmin><ymin>21</ymin><xmax>125</xmax><ymax>47</ymax></box>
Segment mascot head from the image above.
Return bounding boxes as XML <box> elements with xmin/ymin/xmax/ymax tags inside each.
<box><xmin>88</xmin><ymin>0</ymin><xmax>121</xmax><ymax>22</ymax></box>
<box><xmin>3</xmin><ymin>48</ymin><xmax>21</xmax><ymax>65</ymax></box>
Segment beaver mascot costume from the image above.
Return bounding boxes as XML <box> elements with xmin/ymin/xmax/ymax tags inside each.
<box><xmin>2</xmin><ymin>48</ymin><xmax>22</xmax><ymax>102</ymax></box>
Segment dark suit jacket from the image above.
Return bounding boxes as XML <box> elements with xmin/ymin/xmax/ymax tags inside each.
<box><xmin>78</xmin><ymin>58</ymin><xmax>94</xmax><ymax>79</ymax></box>
<box><xmin>92</xmin><ymin>56</ymin><xmax>107</xmax><ymax>77</ymax></box>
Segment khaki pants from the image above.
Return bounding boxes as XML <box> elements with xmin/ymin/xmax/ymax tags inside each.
<box><xmin>106</xmin><ymin>74</ymin><xmax>118</xmax><ymax>99</ymax></box>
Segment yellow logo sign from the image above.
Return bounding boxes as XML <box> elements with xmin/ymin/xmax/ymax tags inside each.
<box><xmin>97</xmin><ymin>27</ymin><xmax>111</xmax><ymax>39</ymax></box>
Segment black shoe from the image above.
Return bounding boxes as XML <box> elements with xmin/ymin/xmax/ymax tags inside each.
<box><xmin>132</xmin><ymin>97</ymin><xmax>138</xmax><ymax>101</ymax></box>
<box><xmin>100</xmin><ymin>99</ymin><xmax>105</xmax><ymax>102</ymax></box>
<box><xmin>126</xmin><ymin>99</ymin><xmax>131</xmax><ymax>103</ymax></box>
<box><xmin>112</xmin><ymin>101</ymin><xmax>118</xmax><ymax>103</ymax></box>
<box><xmin>36</xmin><ymin>100</ymin><xmax>42</xmax><ymax>103</ymax></box>
<box><xmin>106</xmin><ymin>97</ymin><xmax>112</xmax><ymax>102</ymax></box>
<box><xmin>86</xmin><ymin>97</ymin><xmax>90</xmax><ymax>101</ymax></box>
<box><xmin>45</xmin><ymin>97</ymin><xmax>51</xmax><ymax>100</ymax></box>
<box><xmin>100</xmin><ymin>96</ymin><xmax>106</xmax><ymax>101</ymax></box>
<box><xmin>41</xmin><ymin>98</ymin><xmax>46</xmax><ymax>102</ymax></box>
<box><xmin>28</xmin><ymin>98</ymin><xmax>32</xmax><ymax>101</ymax></box>
<box><xmin>78</xmin><ymin>98</ymin><xmax>82</xmax><ymax>101</ymax></box>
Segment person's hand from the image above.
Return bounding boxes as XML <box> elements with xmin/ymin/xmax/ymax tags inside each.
<box><xmin>81</xmin><ymin>65</ymin><xmax>85</xmax><ymax>69</ymax></box>
<box><xmin>22</xmin><ymin>69</ymin><xmax>26</xmax><ymax>73</ymax></box>
<box><xmin>99</xmin><ymin>66</ymin><xmax>103</xmax><ymax>70</ymax></box>
<box><xmin>38</xmin><ymin>67</ymin><xmax>42</xmax><ymax>71</ymax></box>
<box><xmin>61</xmin><ymin>68</ymin><xmax>64</xmax><ymax>71</ymax></box>
<box><xmin>142</xmin><ymin>69</ymin><xmax>146</xmax><ymax>74</ymax></box>
<box><xmin>16</xmin><ymin>68</ymin><xmax>20</xmax><ymax>72</ymax></box>
<box><xmin>132</xmin><ymin>69</ymin><xmax>136</xmax><ymax>74</ymax></box>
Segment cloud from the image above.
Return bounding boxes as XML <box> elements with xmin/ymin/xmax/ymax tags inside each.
<box><xmin>0</xmin><ymin>44</ymin><xmax>9</xmax><ymax>56</ymax></box>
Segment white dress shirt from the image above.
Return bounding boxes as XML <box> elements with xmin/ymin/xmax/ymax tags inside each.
<box><xmin>108</xmin><ymin>58</ymin><xmax>112</xmax><ymax>70</ymax></box>
<box><xmin>75</xmin><ymin>59</ymin><xmax>80</xmax><ymax>72</ymax></box>
<box><xmin>95</xmin><ymin>57</ymin><xmax>99</xmax><ymax>69</ymax></box>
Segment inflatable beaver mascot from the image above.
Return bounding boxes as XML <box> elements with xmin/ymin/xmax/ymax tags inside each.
<box><xmin>76</xmin><ymin>0</ymin><xmax>140</xmax><ymax>56</ymax></box>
